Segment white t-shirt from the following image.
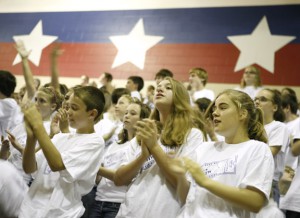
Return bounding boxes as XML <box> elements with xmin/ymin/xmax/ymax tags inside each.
<box><xmin>0</xmin><ymin>98</ymin><xmax>23</xmax><ymax>139</ymax></box>
<box><xmin>19</xmin><ymin>132</ymin><xmax>105</xmax><ymax>218</ymax></box>
<box><xmin>8</xmin><ymin>121</ymin><xmax>51</xmax><ymax>184</ymax></box>
<box><xmin>95</xmin><ymin>116</ymin><xmax>123</xmax><ymax>148</ymax></box>
<box><xmin>130</xmin><ymin>91</ymin><xmax>142</xmax><ymax>101</ymax></box>
<box><xmin>178</xmin><ymin>140</ymin><xmax>274</xmax><ymax>218</ymax></box>
<box><xmin>279</xmin><ymin>118</ymin><xmax>300</xmax><ymax>210</ymax></box>
<box><xmin>96</xmin><ymin>138</ymin><xmax>139</xmax><ymax>202</ymax></box>
<box><xmin>280</xmin><ymin>162</ymin><xmax>300</xmax><ymax>212</ymax></box>
<box><xmin>284</xmin><ymin>117</ymin><xmax>300</xmax><ymax>169</ymax></box>
<box><xmin>256</xmin><ymin>199</ymin><xmax>285</xmax><ymax>218</ymax></box>
<box><xmin>116</xmin><ymin>128</ymin><xmax>204</xmax><ymax>218</ymax></box>
<box><xmin>0</xmin><ymin>160</ymin><xmax>28</xmax><ymax>218</ymax></box>
<box><xmin>235</xmin><ymin>86</ymin><xmax>263</xmax><ymax>100</ymax></box>
<box><xmin>265</xmin><ymin>120</ymin><xmax>289</xmax><ymax>181</ymax></box>
<box><xmin>193</xmin><ymin>88</ymin><xmax>215</xmax><ymax>101</ymax></box>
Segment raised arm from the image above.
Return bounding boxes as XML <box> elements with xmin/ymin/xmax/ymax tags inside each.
<box><xmin>50</xmin><ymin>44</ymin><xmax>64</xmax><ymax>93</ymax></box>
<box><xmin>15</xmin><ymin>40</ymin><xmax>36</xmax><ymax>102</ymax></box>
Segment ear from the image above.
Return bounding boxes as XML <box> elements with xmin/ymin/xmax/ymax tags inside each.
<box><xmin>88</xmin><ymin>109</ymin><xmax>98</xmax><ymax>120</ymax></box>
<box><xmin>239</xmin><ymin>108</ymin><xmax>248</xmax><ymax>121</ymax></box>
<box><xmin>50</xmin><ymin>103</ymin><xmax>57</xmax><ymax>112</ymax></box>
<box><xmin>272</xmin><ymin>104</ymin><xmax>278</xmax><ymax>113</ymax></box>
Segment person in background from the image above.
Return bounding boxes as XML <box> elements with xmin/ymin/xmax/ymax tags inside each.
<box><xmin>80</xmin><ymin>75</ymin><xmax>90</xmax><ymax>86</ymax></box>
<box><xmin>255</xmin><ymin>88</ymin><xmax>289</xmax><ymax>206</ymax></box>
<box><xmin>143</xmin><ymin>85</ymin><xmax>155</xmax><ymax>110</ymax></box>
<box><xmin>0</xmin><ymin>70</ymin><xmax>23</xmax><ymax>159</ymax></box>
<box><xmin>235</xmin><ymin>65</ymin><xmax>263</xmax><ymax>100</ymax></box>
<box><xmin>126</xmin><ymin>76</ymin><xmax>144</xmax><ymax>101</ymax></box>
<box><xmin>188</xmin><ymin>67</ymin><xmax>215</xmax><ymax>102</ymax></box>
<box><xmin>154</xmin><ymin>68</ymin><xmax>173</xmax><ymax>85</ymax></box>
<box><xmin>280</xmin><ymin>93</ymin><xmax>300</xmax><ymax>217</ymax></box>
<box><xmin>99</xmin><ymin>72</ymin><xmax>115</xmax><ymax>94</ymax></box>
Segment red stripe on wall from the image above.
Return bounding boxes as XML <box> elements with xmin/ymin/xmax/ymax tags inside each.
<box><xmin>1</xmin><ymin>42</ymin><xmax>299</xmax><ymax>86</ymax></box>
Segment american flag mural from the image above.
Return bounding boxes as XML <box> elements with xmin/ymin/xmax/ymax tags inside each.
<box><xmin>0</xmin><ymin>1</ymin><xmax>299</xmax><ymax>86</ymax></box>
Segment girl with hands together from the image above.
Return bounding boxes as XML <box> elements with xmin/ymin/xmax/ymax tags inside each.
<box><xmin>116</xmin><ymin>77</ymin><xmax>206</xmax><ymax>218</ymax></box>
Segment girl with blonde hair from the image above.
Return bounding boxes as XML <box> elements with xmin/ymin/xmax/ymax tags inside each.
<box><xmin>114</xmin><ymin>77</ymin><xmax>206</xmax><ymax>218</ymax></box>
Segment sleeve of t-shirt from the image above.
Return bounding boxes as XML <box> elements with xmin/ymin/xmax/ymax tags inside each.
<box><xmin>59</xmin><ymin>136</ymin><xmax>104</xmax><ymax>183</ymax></box>
<box><xmin>268</xmin><ymin>124</ymin><xmax>289</xmax><ymax>152</ymax></box>
<box><xmin>239</xmin><ymin>143</ymin><xmax>274</xmax><ymax>200</ymax></box>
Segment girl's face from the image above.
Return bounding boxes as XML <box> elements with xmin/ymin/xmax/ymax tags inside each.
<box><xmin>35</xmin><ymin>90</ymin><xmax>55</xmax><ymax>120</ymax></box>
<box><xmin>67</xmin><ymin>94</ymin><xmax>94</xmax><ymax>133</ymax></box>
<box><xmin>243</xmin><ymin>68</ymin><xmax>257</xmax><ymax>86</ymax></box>
<box><xmin>123</xmin><ymin>103</ymin><xmax>141</xmax><ymax>132</ymax></box>
<box><xmin>212</xmin><ymin>94</ymin><xmax>242</xmax><ymax>138</ymax></box>
<box><xmin>254</xmin><ymin>90</ymin><xmax>276</xmax><ymax>118</ymax></box>
<box><xmin>154</xmin><ymin>79</ymin><xmax>173</xmax><ymax>109</ymax></box>
<box><xmin>115</xmin><ymin>96</ymin><xmax>131</xmax><ymax>120</ymax></box>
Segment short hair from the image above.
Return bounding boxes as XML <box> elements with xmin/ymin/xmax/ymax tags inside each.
<box><xmin>0</xmin><ymin>70</ymin><xmax>16</xmax><ymax>97</ymax></box>
<box><xmin>282</xmin><ymin>93</ymin><xmax>298</xmax><ymax>115</ymax></box>
<box><xmin>155</xmin><ymin>69</ymin><xmax>173</xmax><ymax>80</ymax></box>
<box><xmin>104</xmin><ymin>72</ymin><xmax>113</xmax><ymax>82</ymax></box>
<box><xmin>195</xmin><ymin>97</ymin><xmax>212</xmax><ymax>113</ymax></box>
<box><xmin>111</xmin><ymin>88</ymin><xmax>131</xmax><ymax>105</ymax></box>
<box><xmin>189</xmin><ymin>67</ymin><xmax>208</xmax><ymax>86</ymax></box>
<box><xmin>128</xmin><ymin>76</ymin><xmax>144</xmax><ymax>91</ymax></box>
<box><xmin>73</xmin><ymin>86</ymin><xmax>105</xmax><ymax>122</ymax></box>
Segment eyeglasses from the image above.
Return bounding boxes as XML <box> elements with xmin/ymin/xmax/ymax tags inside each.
<box><xmin>244</xmin><ymin>71</ymin><xmax>257</xmax><ymax>75</ymax></box>
<box><xmin>254</xmin><ymin>96</ymin><xmax>273</xmax><ymax>102</ymax></box>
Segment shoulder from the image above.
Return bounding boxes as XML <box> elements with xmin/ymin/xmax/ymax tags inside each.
<box><xmin>0</xmin><ymin>160</ymin><xmax>22</xmax><ymax>183</ymax></box>
<box><xmin>0</xmin><ymin>98</ymin><xmax>17</xmax><ymax>108</ymax></box>
<box><xmin>187</xmin><ymin>128</ymin><xmax>205</xmax><ymax>141</ymax></box>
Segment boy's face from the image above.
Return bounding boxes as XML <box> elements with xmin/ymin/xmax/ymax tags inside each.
<box><xmin>126</xmin><ymin>79</ymin><xmax>136</xmax><ymax>91</ymax></box>
<box><xmin>189</xmin><ymin>72</ymin><xmax>202</xmax><ymax>86</ymax></box>
<box><xmin>67</xmin><ymin>94</ymin><xmax>95</xmax><ymax>133</ymax></box>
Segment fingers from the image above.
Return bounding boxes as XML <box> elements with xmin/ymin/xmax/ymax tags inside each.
<box><xmin>5</xmin><ymin>130</ymin><xmax>15</xmax><ymax>140</ymax></box>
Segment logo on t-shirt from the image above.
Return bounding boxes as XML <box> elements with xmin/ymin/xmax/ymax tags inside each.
<box><xmin>202</xmin><ymin>155</ymin><xmax>237</xmax><ymax>178</ymax></box>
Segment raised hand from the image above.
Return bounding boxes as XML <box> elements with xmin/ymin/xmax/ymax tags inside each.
<box><xmin>51</xmin><ymin>43</ymin><xmax>64</xmax><ymax>58</ymax></box>
<box><xmin>135</xmin><ymin>119</ymin><xmax>158</xmax><ymax>150</ymax></box>
<box><xmin>22</xmin><ymin>101</ymin><xmax>43</xmax><ymax>130</ymax></box>
<box><xmin>6</xmin><ymin>130</ymin><xmax>24</xmax><ymax>153</ymax></box>
<box><xmin>57</xmin><ymin>108</ymin><xmax>69</xmax><ymax>133</ymax></box>
<box><xmin>14</xmin><ymin>40</ymin><xmax>31</xmax><ymax>59</ymax></box>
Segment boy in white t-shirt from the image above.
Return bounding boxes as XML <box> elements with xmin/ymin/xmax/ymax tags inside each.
<box><xmin>19</xmin><ymin>86</ymin><xmax>106</xmax><ymax>218</ymax></box>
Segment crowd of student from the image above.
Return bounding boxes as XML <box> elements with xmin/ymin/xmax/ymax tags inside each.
<box><xmin>1</xmin><ymin>42</ymin><xmax>300</xmax><ymax>218</ymax></box>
